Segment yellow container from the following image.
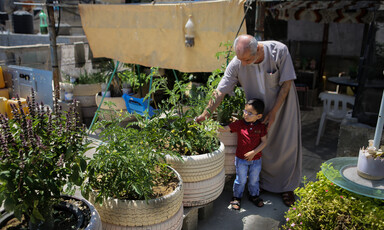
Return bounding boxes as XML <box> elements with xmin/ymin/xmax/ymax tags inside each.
<box><xmin>6</xmin><ymin>98</ymin><xmax>29</xmax><ymax>119</ymax></box>
<box><xmin>0</xmin><ymin>88</ymin><xmax>9</xmax><ymax>99</ymax></box>
<box><xmin>0</xmin><ymin>66</ymin><xmax>5</xmax><ymax>89</ymax></box>
<box><xmin>0</xmin><ymin>97</ymin><xmax>7</xmax><ymax>116</ymax></box>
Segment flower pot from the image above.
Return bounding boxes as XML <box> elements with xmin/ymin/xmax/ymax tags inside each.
<box><xmin>95</xmin><ymin>92</ymin><xmax>137</xmax><ymax>122</ymax></box>
<box><xmin>357</xmin><ymin>151</ymin><xmax>384</xmax><ymax>180</ymax></box>
<box><xmin>0</xmin><ymin>195</ymin><xmax>102</xmax><ymax>230</ymax></box>
<box><xmin>224</xmin><ymin>146</ymin><xmax>236</xmax><ymax>175</ymax></box>
<box><xmin>166</xmin><ymin>142</ymin><xmax>225</xmax><ymax>207</ymax></box>
<box><xmin>217</xmin><ymin>131</ymin><xmax>237</xmax><ymax>146</ymax></box>
<box><xmin>87</xmin><ymin>166</ymin><xmax>183</xmax><ymax>230</ymax></box>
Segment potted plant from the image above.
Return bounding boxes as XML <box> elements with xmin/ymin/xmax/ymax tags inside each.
<box><xmin>147</xmin><ymin>77</ymin><xmax>225</xmax><ymax>207</ymax></box>
<box><xmin>82</xmin><ymin>109</ymin><xmax>184</xmax><ymax>229</ymax></box>
<box><xmin>282</xmin><ymin>163</ymin><xmax>384</xmax><ymax>229</ymax></box>
<box><xmin>0</xmin><ymin>89</ymin><xmax>101</xmax><ymax>229</ymax></box>
<box><xmin>95</xmin><ymin>62</ymin><xmax>153</xmax><ymax>123</ymax></box>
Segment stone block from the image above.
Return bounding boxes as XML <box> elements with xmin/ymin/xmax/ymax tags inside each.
<box><xmin>182</xmin><ymin>207</ymin><xmax>198</xmax><ymax>230</ymax></box>
<box><xmin>198</xmin><ymin>202</ymin><xmax>214</xmax><ymax>220</ymax></box>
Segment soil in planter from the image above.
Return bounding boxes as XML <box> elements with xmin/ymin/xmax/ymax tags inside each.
<box><xmin>0</xmin><ymin>198</ymin><xmax>91</xmax><ymax>230</ymax></box>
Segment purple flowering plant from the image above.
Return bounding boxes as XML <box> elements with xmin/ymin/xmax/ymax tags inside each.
<box><xmin>0</xmin><ymin>89</ymin><xmax>90</xmax><ymax>226</ymax></box>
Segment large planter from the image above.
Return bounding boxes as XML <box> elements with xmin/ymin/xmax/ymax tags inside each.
<box><xmin>166</xmin><ymin>142</ymin><xmax>225</xmax><ymax>207</ymax></box>
<box><xmin>87</xmin><ymin>166</ymin><xmax>183</xmax><ymax>230</ymax></box>
<box><xmin>0</xmin><ymin>195</ymin><xmax>102</xmax><ymax>230</ymax></box>
<box><xmin>217</xmin><ymin>131</ymin><xmax>237</xmax><ymax>146</ymax></box>
<box><xmin>218</xmin><ymin>131</ymin><xmax>237</xmax><ymax>175</ymax></box>
<box><xmin>95</xmin><ymin>92</ymin><xmax>136</xmax><ymax>123</ymax></box>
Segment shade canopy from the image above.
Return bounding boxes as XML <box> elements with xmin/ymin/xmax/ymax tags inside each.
<box><xmin>79</xmin><ymin>0</ymin><xmax>246</xmax><ymax>73</ymax></box>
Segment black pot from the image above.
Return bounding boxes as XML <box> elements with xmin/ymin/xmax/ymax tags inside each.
<box><xmin>0</xmin><ymin>195</ymin><xmax>100</xmax><ymax>230</ymax></box>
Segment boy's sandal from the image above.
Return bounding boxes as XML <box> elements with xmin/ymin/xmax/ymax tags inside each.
<box><xmin>281</xmin><ymin>191</ymin><xmax>295</xmax><ymax>207</ymax></box>
<box><xmin>249</xmin><ymin>196</ymin><xmax>264</xmax><ymax>207</ymax></box>
<box><xmin>230</xmin><ymin>198</ymin><xmax>241</xmax><ymax>210</ymax></box>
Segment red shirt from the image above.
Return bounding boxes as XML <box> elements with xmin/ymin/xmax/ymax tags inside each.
<box><xmin>229</xmin><ymin>120</ymin><xmax>267</xmax><ymax>160</ymax></box>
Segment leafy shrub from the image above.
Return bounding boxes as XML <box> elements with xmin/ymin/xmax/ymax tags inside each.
<box><xmin>147</xmin><ymin>77</ymin><xmax>220</xmax><ymax>156</ymax></box>
<box><xmin>282</xmin><ymin>163</ymin><xmax>384</xmax><ymax>230</ymax></box>
<box><xmin>83</xmin><ymin>109</ymin><xmax>180</xmax><ymax>203</ymax></box>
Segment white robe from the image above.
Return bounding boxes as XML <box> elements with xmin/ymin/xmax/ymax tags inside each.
<box><xmin>217</xmin><ymin>41</ymin><xmax>302</xmax><ymax>192</ymax></box>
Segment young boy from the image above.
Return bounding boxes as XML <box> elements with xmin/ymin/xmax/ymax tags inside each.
<box><xmin>220</xmin><ymin>98</ymin><xmax>267</xmax><ymax>210</ymax></box>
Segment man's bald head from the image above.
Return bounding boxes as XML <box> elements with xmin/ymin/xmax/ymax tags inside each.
<box><xmin>234</xmin><ymin>35</ymin><xmax>258</xmax><ymax>57</ymax></box>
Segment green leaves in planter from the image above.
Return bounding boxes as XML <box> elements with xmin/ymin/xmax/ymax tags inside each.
<box><xmin>84</xmin><ymin>109</ymin><xmax>180</xmax><ymax>203</ymax></box>
<box><xmin>282</xmin><ymin>163</ymin><xmax>384</xmax><ymax>230</ymax></box>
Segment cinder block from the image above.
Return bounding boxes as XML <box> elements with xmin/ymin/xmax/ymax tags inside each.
<box><xmin>337</xmin><ymin>117</ymin><xmax>382</xmax><ymax>157</ymax></box>
<box><xmin>198</xmin><ymin>202</ymin><xmax>214</xmax><ymax>220</ymax></box>
<box><xmin>182</xmin><ymin>207</ymin><xmax>198</xmax><ymax>230</ymax></box>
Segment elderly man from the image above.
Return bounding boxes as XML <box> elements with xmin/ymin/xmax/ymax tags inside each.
<box><xmin>196</xmin><ymin>34</ymin><xmax>302</xmax><ymax>206</ymax></box>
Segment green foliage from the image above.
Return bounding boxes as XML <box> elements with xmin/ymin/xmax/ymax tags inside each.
<box><xmin>282</xmin><ymin>163</ymin><xmax>384</xmax><ymax>230</ymax></box>
<box><xmin>147</xmin><ymin>77</ymin><xmax>221</xmax><ymax>155</ymax></box>
<box><xmin>0</xmin><ymin>89</ymin><xmax>90</xmax><ymax>225</ymax></box>
<box><xmin>76</xmin><ymin>71</ymin><xmax>106</xmax><ymax>84</ymax></box>
<box><xmin>83</xmin><ymin>104</ymin><xmax>180</xmax><ymax>204</ymax></box>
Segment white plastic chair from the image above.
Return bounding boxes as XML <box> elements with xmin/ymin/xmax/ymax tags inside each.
<box><xmin>315</xmin><ymin>92</ymin><xmax>355</xmax><ymax>146</ymax></box>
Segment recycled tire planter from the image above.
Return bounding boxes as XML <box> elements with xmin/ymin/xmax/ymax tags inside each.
<box><xmin>87</xmin><ymin>166</ymin><xmax>183</xmax><ymax>230</ymax></box>
<box><xmin>165</xmin><ymin>142</ymin><xmax>225</xmax><ymax>207</ymax></box>
<box><xmin>165</xmin><ymin>142</ymin><xmax>225</xmax><ymax>183</ymax></box>
<box><xmin>224</xmin><ymin>146</ymin><xmax>237</xmax><ymax>175</ymax></box>
<box><xmin>183</xmin><ymin>168</ymin><xmax>225</xmax><ymax>207</ymax></box>
<box><xmin>218</xmin><ymin>131</ymin><xmax>237</xmax><ymax>146</ymax></box>
<box><xmin>0</xmin><ymin>195</ymin><xmax>102</xmax><ymax>230</ymax></box>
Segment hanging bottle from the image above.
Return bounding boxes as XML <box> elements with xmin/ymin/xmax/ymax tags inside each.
<box><xmin>185</xmin><ymin>15</ymin><xmax>195</xmax><ymax>47</ymax></box>
<box><xmin>39</xmin><ymin>10</ymin><xmax>48</xmax><ymax>34</ymax></box>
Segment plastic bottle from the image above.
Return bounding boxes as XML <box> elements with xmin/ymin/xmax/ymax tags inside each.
<box><xmin>185</xmin><ymin>15</ymin><xmax>195</xmax><ymax>47</ymax></box>
<box><xmin>39</xmin><ymin>10</ymin><xmax>48</xmax><ymax>34</ymax></box>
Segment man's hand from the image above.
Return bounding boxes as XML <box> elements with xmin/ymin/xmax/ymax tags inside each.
<box><xmin>262</xmin><ymin>111</ymin><xmax>276</xmax><ymax>130</ymax></box>
<box><xmin>194</xmin><ymin>115</ymin><xmax>206</xmax><ymax>124</ymax></box>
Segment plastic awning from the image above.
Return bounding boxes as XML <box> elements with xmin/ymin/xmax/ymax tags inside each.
<box><xmin>267</xmin><ymin>0</ymin><xmax>380</xmax><ymax>24</ymax></box>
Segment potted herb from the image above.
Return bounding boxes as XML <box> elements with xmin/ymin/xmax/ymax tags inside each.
<box><xmin>0</xmin><ymin>89</ymin><xmax>101</xmax><ymax>229</ymax></box>
<box><xmin>147</xmin><ymin>77</ymin><xmax>225</xmax><ymax>207</ymax></box>
<box><xmin>82</xmin><ymin>109</ymin><xmax>184</xmax><ymax>229</ymax></box>
<box><xmin>282</xmin><ymin>163</ymin><xmax>384</xmax><ymax>229</ymax></box>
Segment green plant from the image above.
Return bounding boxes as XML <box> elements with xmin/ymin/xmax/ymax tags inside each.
<box><xmin>77</xmin><ymin>71</ymin><xmax>106</xmax><ymax>84</ymax></box>
<box><xmin>282</xmin><ymin>163</ymin><xmax>384</xmax><ymax>230</ymax></box>
<box><xmin>83</xmin><ymin>107</ymin><xmax>180</xmax><ymax>204</ymax></box>
<box><xmin>146</xmin><ymin>77</ymin><xmax>220</xmax><ymax>156</ymax></box>
<box><xmin>0</xmin><ymin>89</ymin><xmax>90</xmax><ymax>227</ymax></box>
<box><xmin>204</xmin><ymin>65</ymin><xmax>245</xmax><ymax>125</ymax></box>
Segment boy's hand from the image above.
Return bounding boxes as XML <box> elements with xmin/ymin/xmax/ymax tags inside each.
<box><xmin>244</xmin><ymin>151</ymin><xmax>255</xmax><ymax>161</ymax></box>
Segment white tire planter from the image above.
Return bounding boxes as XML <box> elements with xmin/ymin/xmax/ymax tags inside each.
<box><xmin>183</xmin><ymin>168</ymin><xmax>225</xmax><ymax>207</ymax></box>
<box><xmin>101</xmin><ymin>204</ymin><xmax>183</xmax><ymax>230</ymax></box>
<box><xmin>224</xmin><ymin>146</ymin><xmax>237</xmax><ymax>175</ymax></box>
<box><xmin>87</xmin><ymin>167</ymin><xmax>183</xmax><ymax>229</ymax></box>
<box><xmin>165</xmin><ymin>142</ymin><xmax>225</xmax><ymax>183</ymax></box>
<box><xmin>218</xmin><ymin>131</ymin><xmax>237</xmax><ymax>146</ymax></box>
<box><xmin>74</xmin><ymin>83</ymin><xmax>102</xmax><ymax>97</ymax></box>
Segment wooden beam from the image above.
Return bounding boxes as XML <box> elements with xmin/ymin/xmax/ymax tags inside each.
<box><xmin>47</xmin><ymin>2</ymin><xmax>60</xmax><ymax>95</ymax></box>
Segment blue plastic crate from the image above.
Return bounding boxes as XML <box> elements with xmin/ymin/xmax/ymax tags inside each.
<box><xmin>122</xmin><ymin>93</ymin><xmax>156</xmax><ymax>118</ymax></box>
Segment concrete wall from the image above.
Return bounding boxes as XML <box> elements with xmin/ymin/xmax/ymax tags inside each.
<box><xmin>287</xmin><ymin>20</ymin><xmax>364</xmax><ymax>57</ymax></box>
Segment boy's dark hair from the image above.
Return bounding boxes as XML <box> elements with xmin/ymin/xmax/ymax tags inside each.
<box><xmin>246</xmin><ymin>98</ymin><xmax>264</xmax><ymax>114</ymax></box>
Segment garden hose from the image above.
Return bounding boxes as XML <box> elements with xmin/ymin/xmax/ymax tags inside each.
<box><xmin>87</xmin><ymin>60</ymin><xmax>120</xmax><ymax>134</ymax></box>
